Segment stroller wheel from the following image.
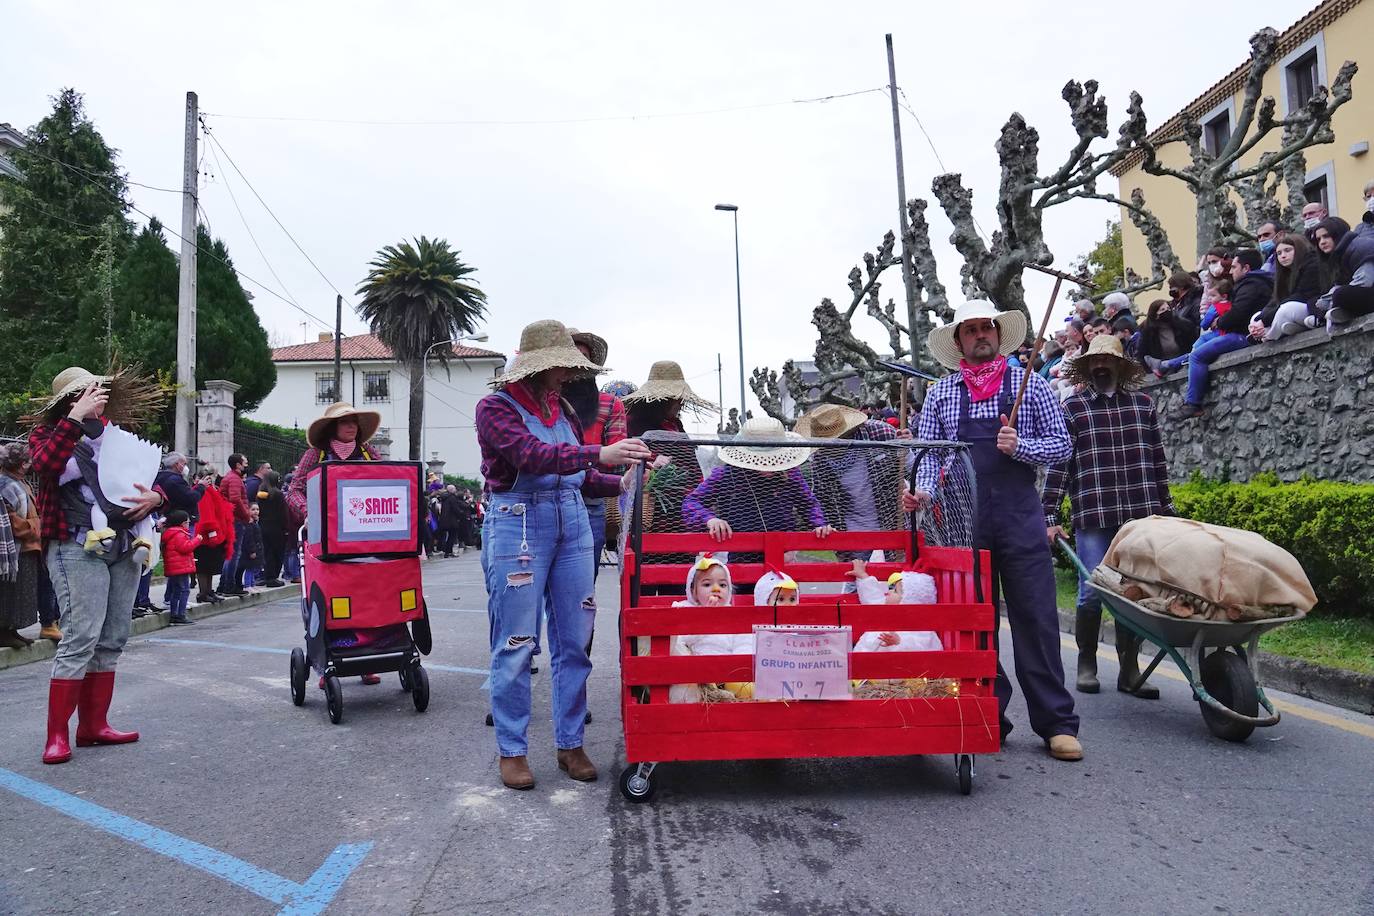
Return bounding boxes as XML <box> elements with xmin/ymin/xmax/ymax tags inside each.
<box><xmin>289</xmin><ymin>648</ymin><xmax>307</xmax><ymax>707</ymax></box>
<box><xmin>324</xmin><ymin>675</ymin><xmax>344</xmax><ymax>724</ymax></box>
<box><xmin>411</xmin><ymin>666</ymin><xmax>430</xmax><ymax>713</ymax></box>
<box><xmin>399</xmin><ymin>667</ymin><xmax>413</xmax><ymax>692</ymax></box>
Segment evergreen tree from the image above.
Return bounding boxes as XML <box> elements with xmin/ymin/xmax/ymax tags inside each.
<box><xmin>0</xmin><ymin>89</ymin><xmax>131</xmax><ymax>395</ymax></box>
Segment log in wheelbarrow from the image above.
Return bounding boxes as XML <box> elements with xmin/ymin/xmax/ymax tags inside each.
<box><xmin>1056</xmin><ymin>538</ymin><xmax>1301</xmax><ymax>742</ymax></box>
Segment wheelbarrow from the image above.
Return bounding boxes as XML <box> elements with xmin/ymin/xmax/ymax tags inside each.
<box><xmin>1057</xmin><ymin>538</ymin><xmax>1302</xmax><ymax>742</ymax></box>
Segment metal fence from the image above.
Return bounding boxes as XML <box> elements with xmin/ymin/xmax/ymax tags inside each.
<box><xmin>233</xmin><ymin>422</ymin><xmax>309</xmax><ymax>477</ymax></box>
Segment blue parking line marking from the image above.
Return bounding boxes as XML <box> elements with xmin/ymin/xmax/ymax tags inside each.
<box><xmin>144</xmin><ymin>637</ymin><xmax>487</xmax><ymax>675</ymax></box>
<box><xmin>0</xmin><ymin>767</ymin><xmax>371</xmax><ymax>914</ymax></box>
<box><xmin>145</xmin><ymin>637</ymin><xmax>291</xmax><ymax>655</ymax></box>
<box><xmin>427</xmin><ymin>607</ymin><xmax>485</xmax><ymax>614</ymax></box>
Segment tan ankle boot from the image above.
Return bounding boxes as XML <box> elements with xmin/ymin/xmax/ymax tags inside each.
<box><xmin>499</xmin><ymin>755</ymin><xmax>535</xmax><ymax>790</ymax></box>
<box><xmin>556</xmin><ymin>747</ymin><xmax>598</xmax><ymax>782</ymax></box>
<box><xmin>1047</xmin><ymin>734</ymin><xmax>1084</xmax><ymax>762</ymax></box>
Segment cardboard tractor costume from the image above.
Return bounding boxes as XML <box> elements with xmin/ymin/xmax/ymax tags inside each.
<box><xmin>288</xmin><ymin>459</ymin><xmax>434</xmax><ymax>723</ymax></box>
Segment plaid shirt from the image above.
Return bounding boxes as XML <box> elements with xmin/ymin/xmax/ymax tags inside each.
<box><xmin>915</xmin><ymin>367</ymin><xmax>1071</xmax><ymax>493</ymax></box>
<box><xmin>477</xmin><ymin>393</ymin><xmax>620</xmax><ymax>498</ymax></box>
<box><xmin>28</xmin><ymin>417</ymin><xmax>167</xmax><ymax>545</ymax></box>
<box><xmin>1042</xmin><ymin>388</ymin><xmax>1174</xmax><ymax>529</ymax></box>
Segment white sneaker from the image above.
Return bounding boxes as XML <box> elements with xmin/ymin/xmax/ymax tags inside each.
<box><xmin>1304</xmin><ymin>315</ymin><xmax>1319</xmax><ymax>329</ymax></box>
<box><xmin>1280</xmin><ymin>321</ymin><xmax>1304</xmax><ymax>336</ymax></box>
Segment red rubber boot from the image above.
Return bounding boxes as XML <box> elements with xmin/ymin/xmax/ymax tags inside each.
<box><xmin>75</xmin><ymin>670</ymin><xmax>140</xmax><ymax>747</ymax></box>
<box><xmin>43</xmin><ymin>678</ymin><xmax>84</xmax><ymax>764</ymax></box>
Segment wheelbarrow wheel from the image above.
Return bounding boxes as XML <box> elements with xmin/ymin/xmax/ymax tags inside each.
<box><xmin>324</xmin><ymin>675</ymin><xmax>344</xmax><ymax>725</ymax></box>
<box><xmin>411</xmin><ymin>666</ymin><xmax>430</xmax><ymax>713</ymax></box>
<box><xmin>1198</xmin><ymin>649</ymin><xmax>1257</xmax><ymax>742</ymax></box>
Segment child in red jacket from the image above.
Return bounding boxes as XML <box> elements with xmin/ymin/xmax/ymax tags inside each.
<box><xmin>161</xmin><ymin>510</ymin><xmax>203</xmax><ymax>625</ymax></box>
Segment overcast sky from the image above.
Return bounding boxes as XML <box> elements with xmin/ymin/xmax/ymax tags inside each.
<box><xmin>4</xmin><ymin>0</ymin><xmax>1313</xmax><ymax>424</ymax></box>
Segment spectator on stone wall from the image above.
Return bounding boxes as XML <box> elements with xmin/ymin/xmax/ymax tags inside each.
<box><xmin>1166</xmin><ymin>271</ymin><xmax>1204</xmax><ymax>329</ymax></box>
<box><xmin>1072</xmin><ymin>299</ymin><xmax>1097</xmax><ymax>324</ymax></box>
<box><xmin>1177</xmin><ymin>248</ymin><xmax>1272</xmax><ymax>418</ymax></box>
<box><xmin>1084</xmin><ymin>316</ymin><xmax>1112</xmax><ymax>342</ymax></box>
<box><xmin>1355</xmin><ymin>179</ymin><xmax>1374</xmax><ymax>239</ymax></box>
<box><xmin>1101</xmin><ymin>292</ymin><xmax>1132</xmax><ymax>324</ymax></box>
<box><xmin>1139</xmin><ymin>297</ymin><xmax>1198</xmax><ymax>364</ymax></box>
<box><xmin>1312</xmin><ymin>217</ymin><xmax>1374</xmax><ymax>329</ymax></box>
<box><xmin>1254</xmin><ymin>220</ymin><xmax>1281</xmax><ymax>274</ymax></box>
<box><xmin>1252</xmin><ymin>233</ymin><xmax>1323</xmax><ymax>341</ymax></box>
<box><xmin>1145</xmin><ymin>277</ymin><xmax>1231</xmax><ymax>378</ymax></box>
<box><xmin>1198</xmin><ymin>247</ymin><xmax>1232</xmax><ymax>309</ymax></box>
<box><xmin>1302</xmin><ymin>201</ymin><xmax>1329</xmax><ymax>244</ymax></box>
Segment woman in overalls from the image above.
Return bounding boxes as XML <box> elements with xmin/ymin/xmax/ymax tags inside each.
<box><xmin>475</xmin><ymin>320</ymin><xmax>649</xmax><ymax>790</ymax></box>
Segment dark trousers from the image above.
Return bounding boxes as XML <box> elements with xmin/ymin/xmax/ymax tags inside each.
<box><xmin>262</xmin><ymin>535</ymin><xmax>285</xmax><ymax>581</ymax></box>
<box><xmin>221</xmin><ymin>521</ymin><xmax>247</xmax><ymax>589</ymax></box>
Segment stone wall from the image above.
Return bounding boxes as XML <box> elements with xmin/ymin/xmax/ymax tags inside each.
<box><xmin>1143</xmin><ymin>313</ymin><xmax>1374</xmax><ymax>483</ymax></box>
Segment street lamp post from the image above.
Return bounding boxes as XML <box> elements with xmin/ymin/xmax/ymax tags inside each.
<box><xmin>420</xmin><ymin>331</ymin><xmax>489</xmax><ymax>465</ymax></box>
<box><xmin>715</xmin><ymin>203</ymin><xmax>747</xmax><ymax>425</ymax></box>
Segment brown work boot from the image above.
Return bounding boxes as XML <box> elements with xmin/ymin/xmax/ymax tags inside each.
<box><xmin>1047</xmin><ymin>734</ymin><xmax>1084</xmax><ymax>762</ymax></box>
<box><xmin>556</xmin><ymin>746</ymin><xmax>598</xmax><ymax>782</ymax></box>
<box><xmin>499</xmin><ymin>755</ymin><xmax>535</xmax><ymax>790</ymax></box>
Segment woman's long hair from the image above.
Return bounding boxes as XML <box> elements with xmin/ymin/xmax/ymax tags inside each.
<box><xmin>1273</xmin><ymin>232</ymin><xmax>1313</xmax><ymax>303</ymax></box>
<box><xmin>627</xmin><ymin>399</ymin><xmax>681</xmax><ymax>437</ymax></box>
<box><xmin>561</xmin><ymin>376</ymin><xmax>601</xmax><ymax>429</ymax></box>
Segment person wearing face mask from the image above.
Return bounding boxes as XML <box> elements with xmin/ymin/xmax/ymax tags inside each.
<box><xmin>1178</xmin><ymin>248</ymin><xmax>1272</xmax><ymax>418</ymax></box>
<box><xmin>1356</xmin><ymin>179</ymin><xmax>1374</xmax><ymax>239</ymax></box>
<box><xmin>1043</xmin><ymin>335</ymin><xmax>1171</xmax><ymax>701</ymax></box>
<box><xmin>1301</xmin><ymin>201</ymin><xmax>1329</xmax><ymax>244</ymax></box>
<box><xmin>1253</xmin><ymin>221</ymin><xmax>1280</xmax><ymax>274</ymax></box>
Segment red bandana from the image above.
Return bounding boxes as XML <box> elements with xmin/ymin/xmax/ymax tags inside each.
<box><xmin>506</xmin><ymin>381</ymin><xmax>561</xmax><ymax>427</ymax></box>
<box><xmin>959</xmin><ymin>356</ymin><xmax>1008</xmax><ymax>403</ymax></box>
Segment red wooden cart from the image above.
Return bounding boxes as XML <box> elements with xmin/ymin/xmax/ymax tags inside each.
<box><xmin>617</xmin><ymin>528</ymin><xmax>998</xmax><ymax>801</ymax></box>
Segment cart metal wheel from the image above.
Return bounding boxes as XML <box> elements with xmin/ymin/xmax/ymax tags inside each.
<box><xmin>1198</xmin><ymin>649</ymin><xmax>1258</xmax><ymax>742</ymax></box>
<box><xmin>289</xmin><ymin>648</ymin><xmax>307</xmax><ymax>707</ymax></box>
<box><xmin>411</xmin><ymin>666</ymin><xmax>430</xmax><ymax>713</ymax></box>
<box><xmin>398</xmin><ymin>666</ymin><xmax>413</xmax><ymax>693</ymax></box>
<box><xmin>618</xmin><ymin>766</ymin><xmax>657</xmax><ymax>803</ymax></box>
<box><xmin>324</xmin><ymin>675</ymin><xmax>344</xmax><ymax>724</ymax></box>
<box><xmin>957</xmin><ymin>755</ymin><xmax>973</xmax><ymax>796</ymax></box>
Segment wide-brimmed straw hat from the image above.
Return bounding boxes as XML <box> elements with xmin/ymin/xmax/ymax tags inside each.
<box><xmin>793</xmin><ymin>403</ymin><xmax>869</xmax><ymax>440</ymax></box>
<box><xmin>621</xmin><ymin>360</ymin><xmax>717</xmax><ymax>412</ymax></box>
<box><xmin>489</xmin><ymin>320</ymin><xmax>606</xmax><ymax>389</ymax></box>
<box><xmin>926</xmin><ymin>299</ymin><xmax>1029</xmax><ymax>371</ymax></box>
<box><xmin>308</xmin><ymin>402</ymin><xmax>382</xmax><ymax>450</ymax></box>
<box><xmin>566</xmin><ymin>328</ymin><xmax>609</xmax><ymax>367</ymax></box>
<box><xmin>1058</xmin><ymin>334</ymin><xmax>1145</xmax><ymax>389</ymax></box>
<box><xmin>718</xmin><ymin>417</ymin><xmax>813</xmax><ymax>473</ymax></box>
<box><xmin>26</xmin><ymin>364</ymin><xmax>166</xmax><ymax>430</ymax></box>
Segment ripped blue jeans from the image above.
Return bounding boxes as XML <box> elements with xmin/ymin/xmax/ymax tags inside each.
<box><xmin>482</xmin><ymin>488</ymin><xmax>596</xmax><ymax>757</ymax></box>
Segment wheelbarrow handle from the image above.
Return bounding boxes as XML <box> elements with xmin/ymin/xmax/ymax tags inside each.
<box><xmin>1053</xmin><ymin>535</ymin><xmax>1093</xmax><ymax>580</ymax></box>
<box><xmin>1195</xmin><ymin>689</ymin><xmax>1282</xmax><ymax>728</ymax></box>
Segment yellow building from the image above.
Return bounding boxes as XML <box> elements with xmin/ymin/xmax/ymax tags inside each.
<box><xmin>1113</xmin><ymin>0</ymin><xmax>1372</xmax><ymax>285</ymax></box>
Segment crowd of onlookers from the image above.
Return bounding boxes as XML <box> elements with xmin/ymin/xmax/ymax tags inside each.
<box><xmin>424</xmin><ymin>477</ymin><xmax>483</xmax><ymax>558</ymax></box>
<box><xmin>1028</xmin><ymin>182</ymin><xmax>1374</xmax><ymax>418</ymax></box>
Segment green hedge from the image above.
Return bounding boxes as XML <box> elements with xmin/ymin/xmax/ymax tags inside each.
<box><xmin>1170</xmin><ymin>473</ymin><xmax>1374</xmax><ymax>618</ymax></box>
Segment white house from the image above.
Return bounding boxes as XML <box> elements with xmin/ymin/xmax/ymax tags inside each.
<box><xmin>249</xmin><ymin>333</ymin><xmax>505</xmax><ymax>478</ymax></box>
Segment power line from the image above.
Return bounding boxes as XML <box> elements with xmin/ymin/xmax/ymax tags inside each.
<box><xmin>895</xmin><ymin>87</ymin><xmax>990</xmax><ymax>244</ymax></box>
<box><xmin>200</xmin><ymin>86</ymin><xmax>889</xmax><ymax>127</ymax></box>
<box><xmin>200</xmin><ymin>121</ymin><xmax>355</xmax><ymax>305</ymax></box>
<box><xmin>10</xmin><ymin>144</ymin><xmax>182</xmax><ymax>194</ymax></box>
<box><xmin>204</xmin><ymin>135</ymin><xmax>306</xmax><ymax>310</ymax></box>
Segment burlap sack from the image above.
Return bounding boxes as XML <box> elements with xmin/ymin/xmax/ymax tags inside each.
<box><xmin>1101</xmin><ymin>516</ymin><xmax>1316</xmax><ymax>621</ymax></box>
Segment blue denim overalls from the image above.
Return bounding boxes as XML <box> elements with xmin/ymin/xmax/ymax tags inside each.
<box><xmin>481</xmin><ymin>391</ymin><xmax>596</xmax><ymax>757</ymax></box>
<box><xmin>959</xmin><ymin>370</ymin><xmax>1078</xmax><ymax>740</ymax></box>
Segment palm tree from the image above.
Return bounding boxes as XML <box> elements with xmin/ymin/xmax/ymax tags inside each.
<box><xmin>357</xmin><ymin>237</ymin><xmax>487</xmax><ymax>460</ymax></box>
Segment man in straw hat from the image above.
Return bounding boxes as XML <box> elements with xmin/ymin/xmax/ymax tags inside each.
<box><xmin>1043</xmin><ymin>334</ymin><xmax>1172</xmax><ymax>700</ymax></box>
<box><xmin>902</xmin><ymin>300</ymin><xmax>1083</xmax><ymax>762</ymax></box>
<box><xmin>28</xmin><ymin>366</ymin><xmax>168</xmax><ymax>764</ymax></box>
<box><xmin>476</xmin><ymin>320</ymin><xmax>650</xmax><ymax>789</ymax></box>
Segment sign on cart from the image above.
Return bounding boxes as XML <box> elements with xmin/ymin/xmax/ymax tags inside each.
<box><xmin>752</xmin><ymin>626</ymin><xmax>852</xmax><ymax>700</ymax></box>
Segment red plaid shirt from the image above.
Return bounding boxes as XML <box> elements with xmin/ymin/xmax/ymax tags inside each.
<box><xmin>477</xmin><ymin>393</ymin><xmax>621</xmax><ymax>497</ymax></box>
<box><xmin>1042</xmin><ymin>389</ymin><xmax>1174</xmax><ymax>529</ymax></box>
<box><xmin>29</xmin><ymin>417</ymin><xmax>167</xmax><ymax>546</ymax></box>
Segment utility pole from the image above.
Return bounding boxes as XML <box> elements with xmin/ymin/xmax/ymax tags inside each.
<box><xmin>885</xmin><ymin>36</ymin><xmax>919</xmax><ymax>370</ymax></box>
<box><xmin>333</xmin><ymin>294</ymin><xmax>343</xmax><ymax>402</ymax></box>
<box><xmin>174</xmin><ymin>91</ymin><xmax>199</xmax><ymax>456</ymax></box>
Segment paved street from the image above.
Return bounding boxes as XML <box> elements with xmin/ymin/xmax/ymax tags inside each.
<box><xmin>1</xmin><ymin>553</ymin><xmax>1371</xmax><ymax>916</ymax></box>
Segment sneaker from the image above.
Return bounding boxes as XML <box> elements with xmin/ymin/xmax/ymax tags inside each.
<box><xmin>360</xmin><ymin>673</ymin><xmax>381</xmax><ymax>685</ymax></box>
<box><xmin>1178</xmin><ymin>403</ymin><xmax>1205</xmax><ymax>419</ymax></box>
<box><xmin>1142</xmin><ymin>355</ymin><xmax>1166</xmax><ymax>379</ymax></box>
<box><xmin>262</xmin><ymin>579</ymin><xmax>286</xmax><ymax>588</ymax></box>
<box><xmin>131</xmin><ymin>607</ymin><xmax>148</xmax><ymax>620</ymax></box>
<box><xmin>39</xmin><ymin>625</ymin><xmax>63</xmax><ymax>642</ymax></box>
<box><xmin>1280</xmin><ymin>321</ymin><xmax>1305</xmax><ymax>337</ymax></box>
<box><xmin>168</xmin><ymin>616</ymin><xmax>195</xmax><ymax>626</ymax></box>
